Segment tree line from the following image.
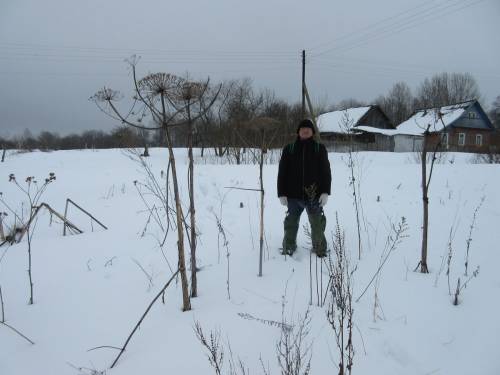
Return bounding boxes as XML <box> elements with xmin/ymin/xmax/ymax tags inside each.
<box><xmin>0</xmin><ymin>127</ymin><xmax>149</xmax><ymax>151</ymax></box>
<box><xmin>2</xmin><ymin>72</ymin><xmax>499</xmax><ymax>152</ymax></box>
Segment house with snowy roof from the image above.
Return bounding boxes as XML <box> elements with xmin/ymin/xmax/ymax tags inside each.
<box><xmin>395</xmin><ymin>99</ymin><xmax>496</xmax><ymax>153</ymax></box>
<box><xmin>316</xmin><ymin>105</ymin><xmax>395</xmax><ymax>151</ymax></box>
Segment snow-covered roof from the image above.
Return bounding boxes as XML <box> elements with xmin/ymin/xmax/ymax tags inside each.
<box><xmin>396</xmin><ymin>101</ymin><xmax>474</xmax><ymax>136</ymax></box>
<box><xmin>353</xmin><ymin>126</ymin><xmax>401</xmax><ymax>136</ymax></box>
<box><xmin>317</xmin><ymin>106</ymin><xmax>371</xmax><ymax>134</ymax></box>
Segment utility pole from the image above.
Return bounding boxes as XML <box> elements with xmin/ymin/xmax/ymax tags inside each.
<box><xmin>302</xmin><ymin>50</ymin><xmax>306</xmax><ymax>119</ymax></box>
<box><xmin>300</xmin><ymin>50</ymin><xmax>320</xmax><ymax>139</ymax></box>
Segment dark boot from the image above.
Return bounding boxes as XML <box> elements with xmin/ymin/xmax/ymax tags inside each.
<box><xmin>282</xmin><ymin>213</ymin><xmax>300</xmax><ymax>255</ymax></box>
<box><xmin>308</xmin><ymin>213</ymin><xmax>327</xmax><ymax>257</ymax></box>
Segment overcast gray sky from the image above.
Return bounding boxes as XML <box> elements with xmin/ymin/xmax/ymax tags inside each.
<box><xmin>1</xmin><ymin>0</ymin><xmax>499</xmax><ymax>137</ymax></box>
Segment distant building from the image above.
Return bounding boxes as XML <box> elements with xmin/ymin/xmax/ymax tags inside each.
<box><xmin>395</xmin><ymin>100</ymin><xmax>497</xmax><ymax>153</ymax></box>
<box><xmin>316</xmin><ymin>106</ymin><xmax>395</xmax><ymax>151</ymax></box>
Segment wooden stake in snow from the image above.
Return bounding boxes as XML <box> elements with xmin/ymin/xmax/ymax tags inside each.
<box><xmin>62</xmin><ymin>198</ymin><xmax>107</xmax><ymax>236</ymax></box>
<box><xmin>110</xmin><ymin>269</ymin><xmax>179</xmax><ymax>368</ymax></box>
<box><xmin>229</xmin><ymin>118</ymin><xmax>279</xmax><ymax>277</ymax></box>
<box><xmin>0</xmin><ymin>320</ymin><xmax>35</xmax><ymax>345</ymax></box>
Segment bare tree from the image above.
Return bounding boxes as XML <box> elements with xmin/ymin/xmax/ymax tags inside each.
<box><xmin>415</xmin><ymin>72</ymin><xmax>480</xmax><ymax>109</ymax></box>
<box><xmin>37</xmin><ymin>131</ymin><xmax>61</xmax><ymax>151</ymax></box>
<box><xmin>197</xmin><ymin>80</ymin><xmax>235</xmax><ymax>157</ymax></box>
<box><xmin>331</xmin><ymin>98</ymin><xmax>367</xmax><ymax>111</ymax></box>
<box><xmin>224</xmin><ymin>78</ymin><xmax>270</xmax><ymax>163</ymax></box>
<box><xmin>489</xmin><ymin>95</ymin><xmax>500</xmax><ymax>130</ymax></box>
<box><xmin>376</xmin><ymin>81</ymin><xmax>414</xmax><ymax>125</ymax></box>
<box><xmin>415</xmin><ymin>111</ymin><xmax>445</xmax><ymax>273</ymax></box>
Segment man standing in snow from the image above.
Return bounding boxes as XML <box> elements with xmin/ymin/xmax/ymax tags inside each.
<box><xmin>277</xmin><ymin>118</ymin><xmax>331</xmax><ymax>257</ymax></box>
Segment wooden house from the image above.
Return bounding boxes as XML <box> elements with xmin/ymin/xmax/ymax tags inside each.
<box><xmin>316</xmin><ymin>105</ymin><xmax>395</xmax><ymax>151</ymax></box>
<box><xmin>395</xmin><ymin>100</ymin><xmax>496</xmax><ymax>153</ymax></box>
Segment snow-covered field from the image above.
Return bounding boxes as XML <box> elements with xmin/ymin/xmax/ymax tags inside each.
<box><xmin>1</xmin><ymin>148</ymin><xmax>499</xmax><ymax>375</ymax></box>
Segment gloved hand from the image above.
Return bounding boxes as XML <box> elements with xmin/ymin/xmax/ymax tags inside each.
<box><xmin>318</xmin><ymin>193</ymin><xmax>329</xmax><ymax>207</ymax></box>
<box><xmin>279</xmin><ymin>196</ymin><xmax>288</xmax><ymax>206</ymax></box>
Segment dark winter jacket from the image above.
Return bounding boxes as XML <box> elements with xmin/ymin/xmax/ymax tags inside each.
<box><xmin>277</xmin><ymin>138</ymin><xmax>331</xmax><ymax>200</ymax></box>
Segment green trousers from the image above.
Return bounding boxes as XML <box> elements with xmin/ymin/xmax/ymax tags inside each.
<box><xmin>282</xmin><ymin>198</ymin><xmax>327</xmax><ymax>256</ymax></box>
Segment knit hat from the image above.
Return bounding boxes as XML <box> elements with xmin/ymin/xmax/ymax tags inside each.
<box><xmin>296</xmin><ymin>119</ymin><xmax>316</xmax><ymax>134</ymax></box>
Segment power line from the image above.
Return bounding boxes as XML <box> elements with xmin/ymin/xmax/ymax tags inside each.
<box><xmin>0</xmin><ymin>1</ymin><xmax>481</xmax><ymax>64</ymax></box>
<box><xmin>311</xmin><ymin>0</ymin><xmax>487</xmax><ymax>57</ymax></box>
<box><xmin>0</xmin><ymin>41</ymin><xmax>298</xmax><ymax>58</ymax></box>
<box><xmin>310</xmin><ymin>56</ymin><xmax>500</xmax><ymax>79</ymax></box>
<box><xmin>0</xmin><ymin>0</ymin><xmax>493</xmax><ymax>82</ymax></box>
<box><xmin>337</xmin><ymin>0</ymin><xmax>488</xmax><ymax>56</ymax></box>
<box><xmin>310</xmin><ymin>0</ymin><xmax>466</xmax><ymax>57</ymax></box>
<box><xmin>0</xmin><ymin>53</ymin><xmax>298</xmax><ymax>64</ymax></box>
<box><xmin>308</xmin><ymin>61</ymin><xmax>500</xmax><ymax>81</ymax></box>
<box><xmin>0</xmin><ymin>64</ymin><xmax>300</xmax><ymax>78</ymax></box>
<box><xmin>0</xmin><ymin>47</ymin><xmax>302</xmax><ymax>69</ymax></box>
<box><xmin>308</xmin><ymin>0</ymin><xmax>441</xmax><ymax>52</ymax></box>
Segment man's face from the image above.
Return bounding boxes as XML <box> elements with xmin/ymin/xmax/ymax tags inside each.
<box><xmin>299</xmin><ymin>127</ymin><xmax>313</xmax><ymax>140</ymax></box>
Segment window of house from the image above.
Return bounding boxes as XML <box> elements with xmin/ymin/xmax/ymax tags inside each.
<box><xmin>441</xmin><ymin>133</ymin><xmax>449</xmax><ymax>146</ymax></box>
<box><xmin>475</xmin><ymin>134</ymin><xmax>483</xmax><ymax>146</ymax></box>
<box><xmin>468</xmin><ymin>112</ymin><xmax>477</xmax><ymax>119</ymax></box>
<box><xmin>458</xmin><ymin>133</ymin><xmax>466</xmax><ymax>146</ymax></box>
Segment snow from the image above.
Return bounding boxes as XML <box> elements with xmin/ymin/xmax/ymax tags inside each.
<box><xmin>317</xmin><ymin>107</ymin><xmax>372</xmax><ymax>133</ymax></box>
<box><xmin>1</xmin><ymin>148</ymin><xmax>499</xmax><ymax>375</ymax></box>
<box><xmin>353</xmin><ymin>125</ymin><xmax>402</xmax><ymax>136</ymax></box>
<box><xmin>396</xmin><ymin>102</ymin><xmax>473</xmax><ymax>136</ymax></box>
